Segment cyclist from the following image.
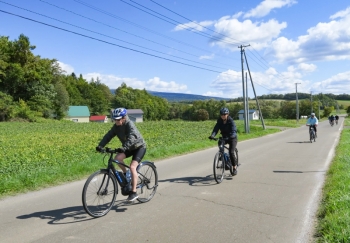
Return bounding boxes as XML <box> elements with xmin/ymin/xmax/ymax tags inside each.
<box><xmin>209</xmin><ymin>107</ymin><xmax>238</xmax><ymax>175</ymax></box>
<box><xmin>335</xmin><ymin>114</ymin><xmax>339</xmax><ymax>125</ymax></box>
<box><xmin>306</xmin><ymin>112</ymin><xmax>318</xmax><ymax>136</ymax></box>
<box><xmin>329</xmin><ymin>114</ymin><xmax>335</xmax><ymax>126</ymax></box>
<box><xmin>96</xmin><ymin>108</ymin><xmax>146</xmax><ymax>202</ymax></box>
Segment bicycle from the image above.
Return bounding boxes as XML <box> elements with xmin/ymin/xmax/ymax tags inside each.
<box><xmin>307</xmin><ymin>125</ymin><xmax>316</xmax><ymax>143</ymax></box>
<box><xmin>82</xmin><ymin>147</ymin><xmax>158</xmax><ymax>218</ymax></box>
<box><xmin>210</xmin><ymin>137</ymin><xmax>239</xmax><ymax>183</ymax></box>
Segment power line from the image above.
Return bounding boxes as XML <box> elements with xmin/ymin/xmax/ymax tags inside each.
<box><xmin>0</xmin><ymin>6</ymin><xmax>275</xmax><ymax>93</ymax></box>
<box><xmin>0</xmin><ymin>1</ymin><xmax>230</xmax><ymax>70</ymax></box>
<box><xmin>38</xmin><ymin>0</ymin><xmax>234</xmax><ymax>69</ymax></box>
<box><xmin>0</xmin><ymin>9</ymin><xmax>225</xmax><ymax>73</ymax></box>
<box><xmin>73</xmin><ymin>0</ymin><xmax>238</xmax><ymax>64</ymax></box>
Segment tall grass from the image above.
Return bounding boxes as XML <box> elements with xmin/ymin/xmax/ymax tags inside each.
<box><xmin>315</xmin><ymin>118</ymin><xmax>350</xmax><ymax>242</ymax></box>
<box><xmin>0</xmin><ymin>120</ymin><xmax>280</xmax><ymax>198</ymax></box>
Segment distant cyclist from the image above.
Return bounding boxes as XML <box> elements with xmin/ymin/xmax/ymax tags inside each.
<box><xmin>335</xmin><ymin>114</ymin><xmax>339</xmax><ymax>125</ymax></box>
<box><xmin>209</xmin><ymin>107</ymin><xmax>238</xmax><ymax>175</ymax></box>
<box><xmin>329</xmin><ymin>115</ymin><xmax>335</xmax><ymax>126</ymax></box>
<box><xmin>306</xmin><ymin>113</ymin><xmax>318</xmax><ymax>136</ymax></box>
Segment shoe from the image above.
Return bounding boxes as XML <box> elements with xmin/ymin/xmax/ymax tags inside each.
<box><xmin>127</xmin><ymin>192</ymin><xmax>139</xmax><ymax>202</ymax></box>
<box><xmin>232</xmin><ymin>168</ymin><xmax>237</xmax><ymax>176</ymax></box>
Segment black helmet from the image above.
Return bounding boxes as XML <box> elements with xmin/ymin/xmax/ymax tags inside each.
<box><xmin>220</xmin><ymin>107</ymin><xmax>229</xmax><ymax>115</ymax></box>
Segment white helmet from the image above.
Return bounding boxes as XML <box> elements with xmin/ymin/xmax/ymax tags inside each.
<box><xmin>311</xmin><ymin>113</ymin><xmax>315</xmax><ymax>116</ymax></box>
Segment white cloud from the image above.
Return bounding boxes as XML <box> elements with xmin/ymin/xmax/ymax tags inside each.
<box><xmin>199</xmin><ymin>54</ymin><xmax>215</xmax><ymax>60</ymax></box>
<box><xmin>209</xmin><ymin>67</ymin><xmax>315</xmax><ymax>97</ymax></box>
<box><xmin>244</xmin><ymin>0</ymin><xmax>297</xmax><ymax>18</ymax></box>
<box><xmin>313</xmin><ymin>71</ymin><xmax>350</xmax><ymax>94</ymax></box>
<box><xmin>330</xmin><ymin>7</ymin><xmax>350</xmax><ymax>19</ymax></box>
<box><xmin>212</xmin><ymin>17</ymin><xmax>287</xmax><ymax>50</ymax></box>
<box><xmin>202</xmin><ymin>91</ymin><xmax>224</xmax><ymax>97</ymax></box>
<box><xmin>266</xmin><ymin>8</ymin><xmax>350</xmax><ymax>63</ymax></box>
<box><xmin>174</xmin><ymin>20</ymin><xmax>214</xmax><ymax>32</ymax></box>
<box><xmin>83</xmin><ymin>73</ymin><xmax>189</xmax><ymax>93</ymax></box>
<box><xmin>146</xmin><ymin>77</ymin><xmax>188</xmax><ymax>92</ymax></box>
<box><xmin>57</xmin><ymin>61</ymin><xmax>74</xmax><ymax>74</ymax></box>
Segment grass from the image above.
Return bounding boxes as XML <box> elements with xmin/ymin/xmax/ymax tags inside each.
<box><xmin>0</xmin><ymin>120</ymin><xmax>281</xmax><ymax>198</ymax></box>
<box><xmin>315</xmin><ymin>116</ymin><xmax>350</xmax><ymax>242</ymax></box>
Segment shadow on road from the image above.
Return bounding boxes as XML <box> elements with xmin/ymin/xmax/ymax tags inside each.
<box><xmin>287</xmin><ymin>141</ymin><xmax>314</xmax><ymax>143</ymax></box>
<box><xmin>16</xmin><ymin>203</ymin><xmax>128</xmax><ymax>224</ymax></box>
<box><xmin>273</xmin><ymin>170</ymin><xmax>326</xmax><ymax>173</ymax></box>
<box><xmin>158</xmin><ymin>174</ymin><xmax>233</xmax><ymax>186</ymax></box>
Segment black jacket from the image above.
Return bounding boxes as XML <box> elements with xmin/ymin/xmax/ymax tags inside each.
<box><xmin>211</xmin><ymin>116</ymin><xmax>237</xmax><ymax>139</ymax></box>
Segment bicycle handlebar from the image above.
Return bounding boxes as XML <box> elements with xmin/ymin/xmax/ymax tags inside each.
<box><xmin>209</xmin><ymin>137</ymin><xmax>229</xmax><ymax>141</ymax></box>
<box><xmin>97</xmin><ymin>147</ymin><xmax>117</xmax><ymax>153</ymax></box>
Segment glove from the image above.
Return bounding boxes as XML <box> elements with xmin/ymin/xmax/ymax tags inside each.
<box><xmin>116</xmin><ymin>147</ymin><xmax>125</xmax><ymax>153</ymax></box>
<box><xmin>96</xmin><ymin>146</ymin><xmax>103</xmax><ymax>152</ymax></box>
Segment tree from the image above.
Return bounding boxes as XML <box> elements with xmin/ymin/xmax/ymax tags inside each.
<box><xmin>194</xmin><ymin>109</ymin><xmax>209</xmax><ymax>121</ymax></box>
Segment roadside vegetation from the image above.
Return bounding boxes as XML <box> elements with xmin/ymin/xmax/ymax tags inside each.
<box><xmin>315</xmin><ymin>116</ymin><xmax>350</xmax><ymax>242</ymax></box>
<box><xmin>0</xmin><ymin>120</ymin><xmax>280</xmax><ymax>198</ymax></box>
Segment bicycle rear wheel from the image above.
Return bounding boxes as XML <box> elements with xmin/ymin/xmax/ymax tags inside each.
<box><xmin>136</xmin><ymin>162</ymin><xmax>158</xmax><ymax>203</ymax></box>
<box><xmin>229</xmin><ymin>148</ymin><xmax>239</xmax><ymax>176</ymax></box>
<box><xmin>82</xmin><ymin>169</ymin><xmax>117</xmax><ymax>218</ymax></box>
<box><xmin>213</xmin><ymin>152</ymin><xmax>225</xmax><ymax>183</ymax></box>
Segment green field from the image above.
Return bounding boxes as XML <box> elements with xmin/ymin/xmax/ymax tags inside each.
<box><xmin>0</xmin><ymin>120</ymin><xmax>280</xmax><ymax>198</ymax></box>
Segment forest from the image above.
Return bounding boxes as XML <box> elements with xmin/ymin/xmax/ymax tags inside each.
<box><xmin>0</xmin><ymin>34</ymin><xmax>348</xmax><ymax>122</ymax></box>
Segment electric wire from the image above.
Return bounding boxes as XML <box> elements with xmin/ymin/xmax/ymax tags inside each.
<box><xmin>38</xmin><ymin>0</ymin><xmax>234</xmax><ymax>69</ymax></box>
<box><xmin>73</xmin><ymin>0</ymin><xmax>239</xmax><ymax>64</ymax></box>
<box><xmin>0</xmin><ymin>1</ymin><xmax>233</xmax><ymax>70</ymax></box>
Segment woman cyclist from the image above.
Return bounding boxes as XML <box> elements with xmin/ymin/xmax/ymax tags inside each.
<box><xmin>209</xmin><ymin>107</ymin><xmax>238</xmax><ymax>175</ymax></box>
<box><xmin>96</xmin><ymin>108</ymin><xmax>146</xmax><ymax>202</ymax></box>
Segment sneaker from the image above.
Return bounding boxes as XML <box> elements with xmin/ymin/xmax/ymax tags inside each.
<box><xmin>232</xmin><ymin>168</ymin><xmax>237</xmax><ymax>176</ymax></box>
<box><xmin>127</xmin><ymin>192</ymin><xmax>139</xmax><ymax>202</ymax></box>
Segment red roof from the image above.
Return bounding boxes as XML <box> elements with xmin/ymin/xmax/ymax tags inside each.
<box><xmin>90</xmin><ymin>116</ymin><xmax>107</xmax><ymax>121</ymax></box>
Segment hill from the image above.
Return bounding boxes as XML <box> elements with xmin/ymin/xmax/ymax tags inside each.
<box><xmin>110</xmin><ymin>89</ymin><xmax>229</xmax><ymax>102</ymax></box>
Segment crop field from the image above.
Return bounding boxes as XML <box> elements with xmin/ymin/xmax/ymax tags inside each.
<box><xmin>0</xmin><ymin>120</ymin><xmax>280</xmax><ymax>197</ymax></box>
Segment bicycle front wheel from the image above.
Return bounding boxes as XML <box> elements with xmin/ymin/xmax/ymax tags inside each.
<box><xmin>136</xmin><ymin>161</ymin><xmax>158</xmax><ymax>203</ymax></box>
<box><xmin>213</xmin><ymin>152</ymin><xmax>224</xmax><ymax>183</ymax></box>
<box><xmin>82</xmin><ymin>169</ymin><xmax>117</xmax><ymax>218</ymax></box>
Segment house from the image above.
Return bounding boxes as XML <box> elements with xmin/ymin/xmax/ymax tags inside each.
<box><xmin>110</xmin><ymin>109</ymin><xmax>144</xmax><ymax>123</ymax></box>
<box><xmin>66</xmin><ymin>106</ymin><xmax>90</xmax><ymax>122</ymax></box>
<box><xmin>238</xmin><ymin>109</ymin><xmax>259</xmax><ymax>120</ymax></box>
<box><xmin>90</xmin><ymin>115</ymin><xmax>108</xmax><ymax>123</ymax></box>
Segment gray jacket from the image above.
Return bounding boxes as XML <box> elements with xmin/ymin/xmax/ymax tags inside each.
<box><xmin>98</xmin><ymin>116</ymin><xmax>146</xmax><ymax>151</ymax></box>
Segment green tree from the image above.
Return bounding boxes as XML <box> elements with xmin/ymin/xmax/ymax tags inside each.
<box><xmin>194</xmin><ymin>109</ymin><xmax>209</xmax><ymax>121</ymax></box>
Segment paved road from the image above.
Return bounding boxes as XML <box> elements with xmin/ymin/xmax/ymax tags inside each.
<box><xmin>0</xmin><ymin>118</ymin><xmax>344</xmax><ymax>243</ymax></box>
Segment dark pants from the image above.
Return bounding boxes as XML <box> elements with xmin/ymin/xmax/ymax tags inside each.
<box><xmin>309</xmin><ymin>125</ymin><xmax>317</xmax><ymax>133</ymax></box>
<box><xmin>219</xmin><ymin>138</ymin><xmax>238</xmax><ymax>166</ymax></box>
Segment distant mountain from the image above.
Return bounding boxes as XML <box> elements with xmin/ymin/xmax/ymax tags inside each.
<box><xmin>147</xmin><ymin>91</ymin><xmax>230</xmax><ymax>102</ymax></box>
<box><xmin>110</xmin><ymin>89</ymin><xmax>229</xmax><ymax>102</ymax></box>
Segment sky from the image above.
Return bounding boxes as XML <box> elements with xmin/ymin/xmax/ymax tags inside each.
<box><xmin>1</xmin><ymin>0</ymin><xmax>350</xmax><ymax>98</ymax></box>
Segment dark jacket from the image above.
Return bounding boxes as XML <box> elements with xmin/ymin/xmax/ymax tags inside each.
<box><xmin>211</xmin><ymin>116</ymin><xmax>237</xmax><ymax>139</ymax></box>
<box><xmin>98</xmin><ymin>116</ymin><xmax>146</xmax><ymax>151</ymax></box>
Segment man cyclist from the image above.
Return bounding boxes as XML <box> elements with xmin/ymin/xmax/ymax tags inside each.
<box><xmin>209</xmin><ymin>107</ymin><xmax>238</xmax><ymax>175</ymax></box>
<box><xmin>306</xmin><ymin>112</ymin><xmax>318</xmax><ymax>137</ymax></box>
<box><xmin>335</xmin><ymin>114</ymin><xmax>339</xmax><ymax>125</ymax></box>
<box><xmin>329</xmin><ymin>114</ymin><xmax>335</xmax><ymax>126</ymax></box>
<box><xmin>96</xmin><ymin>108</ymin><xmax>146</xmax><ymax>202</ymax></box>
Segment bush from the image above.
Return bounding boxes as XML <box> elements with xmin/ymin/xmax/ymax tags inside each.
<box><xmin>194</xmin><ymin>109</ymin><xmax>209</xmax><ymax>121</ymax></box>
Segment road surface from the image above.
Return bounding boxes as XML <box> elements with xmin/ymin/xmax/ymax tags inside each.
<box><xmin>0</xmin><ymin>118</ymin><xmax>344</xmax><ymax>243</ymax></box>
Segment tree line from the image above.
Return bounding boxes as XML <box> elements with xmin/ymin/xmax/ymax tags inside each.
<box><xmin>0</xmin><ymin>34</ymin><xmax>348</xmax><ymax>122</ymax></box>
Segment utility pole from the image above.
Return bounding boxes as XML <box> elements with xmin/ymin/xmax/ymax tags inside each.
<box><xmin>245</xmin><ymin>72</ymin><xmax>250</xmax><ymax>133</ymax></box>
<box><xmin>295</xmin><ymin>83</ymin><xmax>301</xmax><ymax>122</ymax></box>
<box><xmin>243</xmin><ymin>49</ymin><xmax>265</xmax><ymax>129</ymax></box>
<box><xmin>239</xmin><ymin>44</ymin><xmax>250</xmax><ymax>133</ymax></box>
<box><xmin>310</xmin><ymin>91</ymin><xmax>313</xmax><ymax>113</ymax></box>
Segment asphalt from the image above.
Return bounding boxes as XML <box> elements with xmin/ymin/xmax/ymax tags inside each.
<box><xmin>0</xmin><ymin>117</ymin><xmax>344</xmax><ymax>243</ymax></box>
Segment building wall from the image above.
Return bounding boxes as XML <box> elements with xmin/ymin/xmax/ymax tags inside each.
<box><xmin>66</xmin><ymin>116</ymin><xmax>90</xmax><ymax>123</ymax></box>
<box><xmin>129</xmin><ymin>115</ymin><xmax>143</xmax><ymax>123</ymax></box>
<box><xmin>239</xmin><ymin>112</ymin><xmax>259</xmax><ymax>120</ymax></box>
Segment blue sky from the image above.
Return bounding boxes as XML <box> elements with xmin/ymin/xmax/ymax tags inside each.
<box><xmin>1</xmin><ymin>0</ymin><xmax>350</xmax><ymax>98</ymax></box>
